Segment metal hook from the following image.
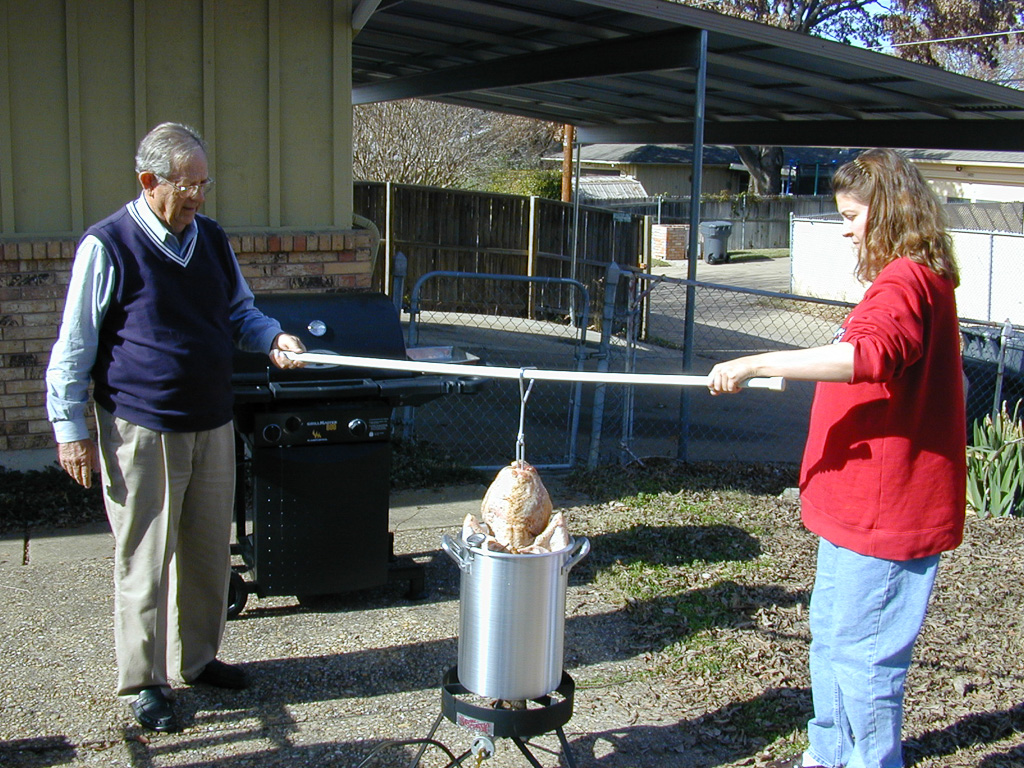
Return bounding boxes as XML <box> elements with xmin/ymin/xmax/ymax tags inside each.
<box><xmin>516</xmin><ymin>368</ymin><xmax>536</xmax><ymax>466</ymax></box>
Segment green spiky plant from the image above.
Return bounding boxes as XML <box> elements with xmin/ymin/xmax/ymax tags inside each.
<box><xmin>966</xmin><ymin>401</ymin><xmax>1024</xmax><ymax>518</ymax></box>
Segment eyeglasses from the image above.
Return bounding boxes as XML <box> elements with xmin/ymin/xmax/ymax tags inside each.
<box><xmin>156</xmin><ymin>176</ymin><xmax>215</xmax><ymax>197</ymax></box>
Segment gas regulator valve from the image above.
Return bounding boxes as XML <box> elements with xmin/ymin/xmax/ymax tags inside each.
<box><xmin>471</xmin><ymin>735</ymin><xmax>495</xmax><ymax>765</ymax></box>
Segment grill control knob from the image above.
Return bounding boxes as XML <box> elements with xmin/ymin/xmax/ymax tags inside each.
<box><xmin>348</xmin><ymin>418</ymin><xmax>368</xmax><ymax>437</ymax></box>
<box><xmin>307</xmin><ymin>319</ymin><xmax>327</xmax><ymax>337</ymax></box>
<box><xmin>262</xmin><ymin>423</ymin><xmax>282</xmax><ymax>443</ymax></box>
<box><xmin>285</xmin><ymin>416</ymin><xmax>302</xmax><ymax>432</ymax></box>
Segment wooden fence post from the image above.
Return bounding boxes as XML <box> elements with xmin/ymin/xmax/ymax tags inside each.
<box><xmin>528</xmin><ymin>195</ymin><xmax>538</xmax><ymax>317</ymax></box>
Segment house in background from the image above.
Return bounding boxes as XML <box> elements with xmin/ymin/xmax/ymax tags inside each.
<box><xmin>553</xmin><ymin>144</ymin><xmax>861</xmax><ymax>201</ymax></box>
<box><xmin>901</xmin><ymin>150</ymin><xmax>1024</xmax><ymax>203</ymax></box>
<box><xmin>554</xmin><ymin>144</ymin><xmax>745</xmax><ymax>201</ymax></box>
<box><xmin>556</xmin><ymin>145</ymin><xmax>750</xmax><ymax>200</ymax></box>
<box><xmin>790</xmin><ymin>148</ymin><xmax>1024</xmax><ymax>201</ymax></box>
<box><xmin>557</xmin><ymin>145</ymin><xmax>1024</xmax><ymax>204</ymax></box>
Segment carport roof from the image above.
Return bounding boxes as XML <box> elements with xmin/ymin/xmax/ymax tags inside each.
<box><xmin>352</xmin><ymin>0</ymin><xmax>1024</xmax><ymax>151</ymax></box>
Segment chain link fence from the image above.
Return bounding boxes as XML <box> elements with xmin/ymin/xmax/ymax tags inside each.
<box><xmin>594</xmin><ymin>271</ymin><xmax>847</xmax><ymax>466</ymax></box>
<box><xmin>397</xmin><ymin>265</ymin><xmax>1024</xmax><ymax>470</ymax></box>
<box><xmin>400</xmin><ymin>272</ymin><xmax>592</xmax><ymax>470</ymax></box>
<box><xmin>961</xmin><ymin>320</ymin><xmax>1024</xmax><ymax>428</ymax></box>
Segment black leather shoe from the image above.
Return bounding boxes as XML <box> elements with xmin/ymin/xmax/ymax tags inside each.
<box><xmin>192</xmin><ymin>659</ymin><xmax>249</xmax><ymax>689</ymax></box>
<box><xmin>131</xmin><ymin>687</ymin><xmax>178</xmax><ymax>732</ymax></box>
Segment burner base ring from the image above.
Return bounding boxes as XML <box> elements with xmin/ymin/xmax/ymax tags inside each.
<box><xmin>441</xmin><ymin>665</ymin><xmax>574</xmax><ymax>739</ymax></box>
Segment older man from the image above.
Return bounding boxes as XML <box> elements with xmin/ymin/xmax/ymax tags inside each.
<box><xmin>46</xmin><ymin>122</ymin><xmax>305</xmax><ymax>733</ymax></box>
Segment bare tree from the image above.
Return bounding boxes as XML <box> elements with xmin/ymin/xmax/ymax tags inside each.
<box><xmin>927</xmin><ymin>36</ymin><xmax>1024</xmax><ymax>88</ymax></box>
<box><xmin>883</xmin><ymin>1</ymin><xmax>1024</xmax><ymax>70</ymax></box>
<box><xmin>353</xmin><ymin>99</ymin><xmax>557</xmax><ymax>188</ymax></box>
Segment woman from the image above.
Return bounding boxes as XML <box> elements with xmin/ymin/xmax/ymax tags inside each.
<box><xmin>708</xmin><ymin>148</ymin><xmax>965</xmax><ymax>768</ymax></box>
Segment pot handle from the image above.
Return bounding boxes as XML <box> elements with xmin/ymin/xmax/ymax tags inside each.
<box><xmin>562</xmin><ymin>536</ymin><xmax>591</xmax><ymax>574</ymax></box>
<box><xmin>441</xmin><ymin>533</ymin><xmax>472</xmax><ymax>570</ymax></box>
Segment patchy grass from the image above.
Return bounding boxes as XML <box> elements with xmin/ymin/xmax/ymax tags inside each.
<box><xmin>559</xmin><ymin>458</ymin><xmax>1024</xmax><ymax>766</ymax></box>
<box><xmin>6</xmin><ymin>454</ymin><xmax>1023</xmax><ymax>766</ymax></box>
<box><xmin>389</xmin><ymin>437</ymin><xmax>486</xmax><ymax>488</ymax></box>
<box><xmin>0</xmin><ymin>465</ymin><xmax>106</xmax><ymax>534</ymax></box>
<box><xmin>757</xmin><ymin>294</ymin><xmax>852</xmax><ymax>325</ymax></box>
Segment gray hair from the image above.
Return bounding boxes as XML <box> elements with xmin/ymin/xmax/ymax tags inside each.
<box><xmin>134</xmin><ymin>122</ymin><xmax>207</xmax><ymax>177</ymax></box>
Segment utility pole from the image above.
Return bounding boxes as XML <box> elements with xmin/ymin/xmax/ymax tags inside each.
<box><xmin>561</xmin><ymin>124</ymin><xmax>575</xmax><ymax>203</ymax></box>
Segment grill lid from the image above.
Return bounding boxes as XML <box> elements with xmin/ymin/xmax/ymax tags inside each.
<box><xmin>232</xmin><ymin>291</ymin><xmax>486</xmax><ymax>407</ymax></box>
<box><xmin>233</xmin><ymin>291</ymin><xmax>409</xmax><ymax>382</ymax></box>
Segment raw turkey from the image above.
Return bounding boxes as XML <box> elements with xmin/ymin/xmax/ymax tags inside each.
<box><xmin>462</xmin><ymin>460</ymin><xmax>570</xmax><ymax>553</ymax></box>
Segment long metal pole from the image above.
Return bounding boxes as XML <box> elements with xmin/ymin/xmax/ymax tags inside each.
<box><xmin>283</xmin><ymin>351</ymin><xmax>786</xmax><ymax>390</ymax></box>
<box><xmin>571</xmin><ymin>140</ymin><xmax>582</xmax><ymax>280</ymax></box>
<box><xmin>679</xmin><ymin>29</ymin><xmax>708</xmax><ymax>461</ymax></box>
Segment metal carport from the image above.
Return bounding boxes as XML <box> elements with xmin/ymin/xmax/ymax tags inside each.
<box><xmin>351</xmin><ymin>1</ymin><xmax>1024</xmax><ymax>150</ymax></box>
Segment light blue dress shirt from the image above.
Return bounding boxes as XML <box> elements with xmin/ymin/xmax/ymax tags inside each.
<box><xmin>46</xmin><ymin>193</ymin><xmax>283</xmax><ymax>442</ymax></box>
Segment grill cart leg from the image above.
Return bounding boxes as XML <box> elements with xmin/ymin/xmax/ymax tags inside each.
<box><xmin>226</xmin><ymin>569</ymin><xmax>250</xmax><ymax>619</ymax></box>
<box><xmin>388</xmin><ymin>532</ymin><xmax>427</xmax><ymax>599</ymax></box>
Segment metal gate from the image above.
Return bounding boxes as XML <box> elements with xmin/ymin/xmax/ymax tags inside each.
<box><xmin>401</xmin><ymin>272</ymin><xmax>590</xmax><ymax>470</ymax></box>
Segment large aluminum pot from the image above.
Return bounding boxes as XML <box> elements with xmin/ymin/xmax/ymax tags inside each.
<box><xmin>441</xmin><ymin>533</ymin><xmax>590</xmax><ymax>701</ymax></box>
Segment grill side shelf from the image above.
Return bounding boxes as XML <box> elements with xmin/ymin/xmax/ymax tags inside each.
<box><xmin>267</xmin><ymin>378</ymin><xmax>382</xmax><ymax>400</ymax></box>
<box><xmin>376</xmin><ymin>375</ymin><xmax>488</xmax><ymax>406</ymax></box>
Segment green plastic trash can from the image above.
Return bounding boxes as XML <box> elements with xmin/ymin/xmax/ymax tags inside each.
<box><xmin>699</xmin><ymin>220</ymin><xmax>732</xmax><ymax>264</ymax></box>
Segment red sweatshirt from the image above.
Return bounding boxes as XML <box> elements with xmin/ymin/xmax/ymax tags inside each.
<box><xmin>799</xmin><ymin>257</ymin><xmax>966</xmax><ymax>560</ymax></box>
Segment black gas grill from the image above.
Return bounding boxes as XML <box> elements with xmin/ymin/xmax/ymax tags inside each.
<box><xmin>228</xmin><ymin>291</ymin><xmax>482</xmax><ymax>617</ymax></box>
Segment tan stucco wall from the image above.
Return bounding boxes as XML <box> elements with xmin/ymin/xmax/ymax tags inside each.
<box><xmin>621</xmin><ymin>164</ymin><xmax>744</xmax><ymax>196</ymax></box>
<box><xmin>0</xmin><ymin>0</ymin><xmax>355</xmax><ymax>237</ymax></box>
<box><xmin>0</xmin><ymin>0</ymin><xmax>365</xmax><ymax>468</ymax></box>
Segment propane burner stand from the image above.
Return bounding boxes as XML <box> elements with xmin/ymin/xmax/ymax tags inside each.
<box><xmin>414</xmin><ymin>666</ymin><xmax>577</xmax><ymax>768</ymax></box>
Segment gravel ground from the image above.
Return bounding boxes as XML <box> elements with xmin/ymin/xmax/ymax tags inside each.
<box><xmin>1</xmin><ymin>468</ymin><xmax>1023</xmax><ymax>768</ymax></box>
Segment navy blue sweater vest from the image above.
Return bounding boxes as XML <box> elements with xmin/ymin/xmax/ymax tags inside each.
<box><xmin>87</xmin><ymin>207</ymin><xmax>238</xmax><ymax>432</ymax></box>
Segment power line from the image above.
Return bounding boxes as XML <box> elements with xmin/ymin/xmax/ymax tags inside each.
<box><xmin>892</xmin><ymin>29</ymin><xmax>1024</xmax><ymax>47</ymax></box>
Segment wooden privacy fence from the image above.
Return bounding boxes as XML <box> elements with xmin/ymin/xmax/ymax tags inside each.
<box><xmin>354</xmin><ymin>182</ymin><xmax>645</xmax><ymax>322</ymax></box>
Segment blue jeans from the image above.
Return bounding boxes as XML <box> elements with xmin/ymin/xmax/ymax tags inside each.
<box><xmin>805</xmin><ymin>538</ymin><xmax>939</xmax><ymax>768</ymax></box>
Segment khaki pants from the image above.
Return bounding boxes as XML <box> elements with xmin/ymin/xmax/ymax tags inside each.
<box><xmin>96</xmin><ymin>407</ymin><xmax>235</xmax><ymax>696</ymax></box>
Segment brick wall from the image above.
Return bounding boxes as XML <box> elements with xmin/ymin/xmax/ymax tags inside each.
<box><xmin>651</xmin><ymin>224</ymin><xmax>690</xmax><ymax>261</ymax></box>
<box><xmin>0</xmin><ymin>230</ymin><xmax>374</xmax><ymax>456</ymax></box>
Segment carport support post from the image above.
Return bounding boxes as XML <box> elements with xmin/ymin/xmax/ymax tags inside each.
<box><xmin>679</xmin><ymin>29</ymin><xmax>708</xmax><ymax>462</ymax></box>
<box><xmin>589</xmin><ymin>260</ymin><xmax>623</xmax><ymax>469</ymax></box>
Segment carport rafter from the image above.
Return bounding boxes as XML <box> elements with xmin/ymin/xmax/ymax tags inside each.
<box><xmin>351</xmin><ymin>0</ymin><xmax>1024</xmax><ymax>461</ymax></box>
<box><xmin>353</xmin><ymin>26</ymin><xmax>705</xmax><ymax>104</ymax></box>
<box><xmin>579</xmin><ymin>118</ymin><xmax>1024</xmax><ymax>151</ymax></box>
<box><xmin>571</xmin><ymin>0</ymin><xmax>1024</xmax><ymax>105</ymax></box>
<box><xmin>413</xmin><ymin>0</ymin><xmax>630</xmax><ymax>40</ymax></box>
<box><xmin>705</xmin><ymin>51</ymin><xmax>962</xmax><ymax>120</ymax></box>
<box><xmin>652</xmin><ymin>67</ymin><xmax>871</xmax><ymax>121</ymax></box>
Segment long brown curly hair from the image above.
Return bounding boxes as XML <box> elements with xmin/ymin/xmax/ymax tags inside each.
<box><xmin>831</xmin><ymin>148</ymin><xmax>959</xmax><ymax>287</ymax></box>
